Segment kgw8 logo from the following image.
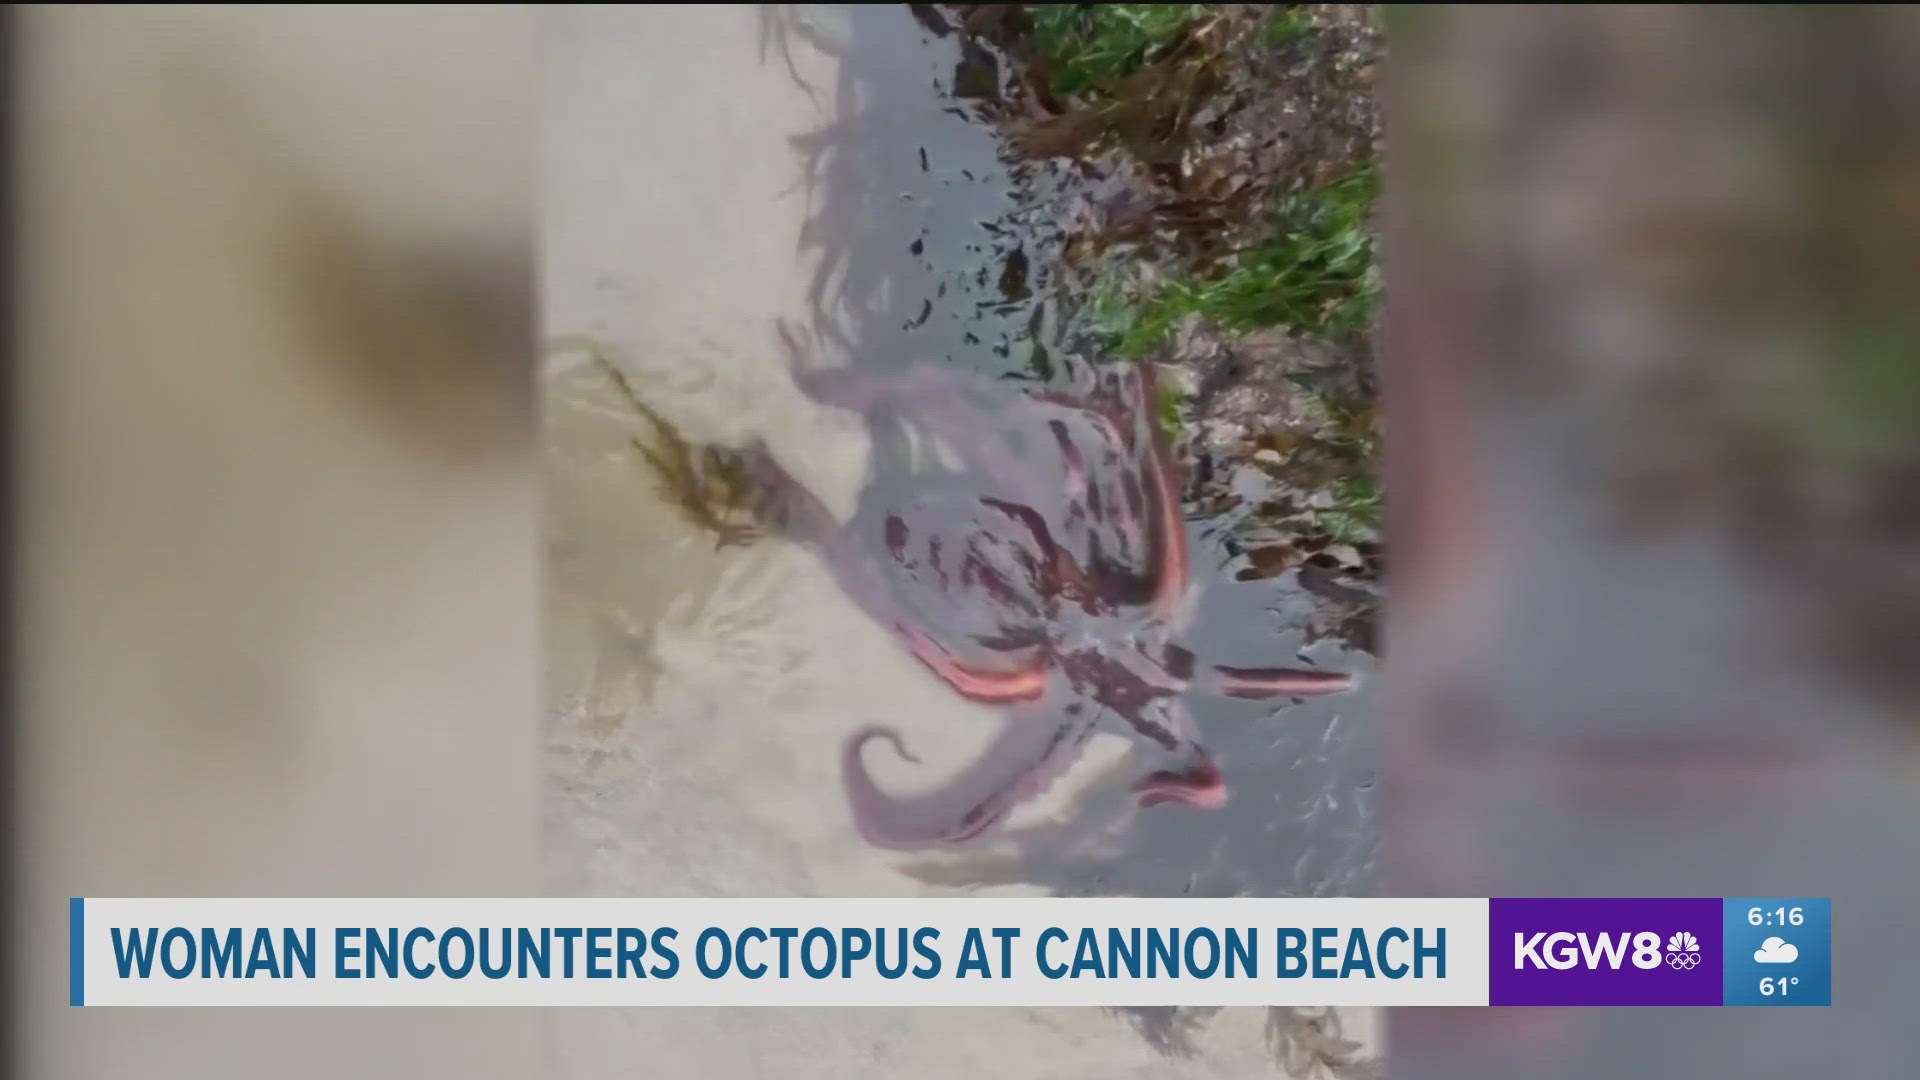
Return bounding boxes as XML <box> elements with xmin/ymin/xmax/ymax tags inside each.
<box><xmin>1513</xmin><ymin>930</ymin><xmax>1702</xmax><ymax>971</ymax></box>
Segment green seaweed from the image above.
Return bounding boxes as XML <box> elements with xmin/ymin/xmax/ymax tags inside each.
<box><xmin>1105</xmin><ymin>165</ymin><xmax>1380</xmax><ymax>358</ymax></box>
<box><xmin>1024</xmin><ymin>3</ymin><xmax>1210</xmax><ymax>99</ymax></box>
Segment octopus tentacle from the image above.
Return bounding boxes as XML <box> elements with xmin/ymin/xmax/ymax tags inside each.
<box><xmin>1130</xmin><ymin>363</ymin><xmax>1191</xmax><ymax>621</ymax></box>
<box><xmin>1032</xmin><ymin>372</ymin><xmax>1181</xmax><ymax>613</ymax></box>
<box><xmin>1113</xmin><ymin>698</ymin><xmax>1227</xmax><ymax>809</ymax></box>
<box><xmin>1202</xmin><ymin>664</ymin><xmax>1353</xmax><ymax>699</ymax></box>
<box><xmin>746</xmin><ymin>446</ymin><xmax>1047</xmax><ymax>703</ymax></box>
<box><xmin>841</xmin><ymin>714</ymin><xmax>1097</xmax><ymax>851</ymax></box>
<box><xmin>1133</xmin><ymin>757</ymin><xmax>1229</xmax><ymax>809</ymax></box>
<box><xmin>898</xmin><ymin>625</ymin><xmax>1047</xmax><ymax>703</ymax></box>
<box><xmin>979</xmin><ymin>496</ymin><xmax>1064</xmax><ymax>598</ymax></box>
<box><xmin>1048</xmin><ymin>419</ymin><xmax>1087</xmax><ymax>498</ymax></box>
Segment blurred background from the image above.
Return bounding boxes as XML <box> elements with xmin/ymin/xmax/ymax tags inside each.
<box><xmin>1384</xmin><ymin>4</ymin><xmax>1920</xmax><ymax>1077</ymax></box>
<box><xmin>12</xmin><ymin>4</ymin><xmax>1920</xmax><ymax>1079</ymax></box>
<box><xmin>13</xmin><ymin>6</ymin><xmax>539</xmax><ymax>1079</ymax></box>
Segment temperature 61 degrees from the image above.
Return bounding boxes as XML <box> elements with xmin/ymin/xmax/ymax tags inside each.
<box><xmin>1760</xmin><ymin>976</ymin><xmax>1800</xmax><ymax>997</ymax></box>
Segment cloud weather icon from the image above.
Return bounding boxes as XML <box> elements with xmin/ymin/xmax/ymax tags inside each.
<box><xmin>1754</xmin><ymin>937</ymin><xmax>1799</xmax><ymax>964</ymax></box>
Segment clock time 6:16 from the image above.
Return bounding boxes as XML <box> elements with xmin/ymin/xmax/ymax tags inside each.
<box><xmin>1747</xmin><ymin>906</ymin><xmax>1805</xmax><ymax>927</ymax></box>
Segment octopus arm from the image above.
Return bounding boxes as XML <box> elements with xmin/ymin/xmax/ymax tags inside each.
<box><xmin>748</xmin><ymin>447</ymin><xmax>1047</xmax><ymax>704</ymax></box>
<box><xmin>841</xmin><ymin>715</ymin><xmax>1095</xmax><ymax>851</ymax></box>
<box><xmin>1047</xmin><ymin>419</ymin><xmax>1087</xmax><ymax>498</ymax></box>
<box><xmin>1131</xmin><ymin>363</ymin><xmax>1191</xmax><ymax>621</ymax></box>
<box><xmin>1133</xmin><ymin>758</ymin><xmax>1228</xmax><ymax>809</ymax></box>
<box><xmin>897</xmin><ymin>623</ymin><xmax>1048</xmax><ymax>704</ymax></box>
<box><xmin>1033</xmin><ymin>368</ymin><xmax>1187</xmax><ymax>615</ymax></box>
<box><xmin>1202</xmin><ymin>665</ymin><xmax>1353</xmax><ymax>699</ymax></box>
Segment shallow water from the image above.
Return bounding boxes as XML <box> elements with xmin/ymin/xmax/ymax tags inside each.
<box><xmin>544</xmin><ymin>6</ymin><xmax>1378</xmax><ymax>1074</ymax></box>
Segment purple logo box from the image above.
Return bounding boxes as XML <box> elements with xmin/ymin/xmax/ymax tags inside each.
<box><xmin>1489</xmin><ymin>898</ymin><xmax>1724</xmax><ymax>1006</ymax></box>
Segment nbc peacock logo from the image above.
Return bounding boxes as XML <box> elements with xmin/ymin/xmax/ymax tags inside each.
<box><xmin>1665</xmin><ymin>931</ymin><xmax>1701</xmax><ymax>970</ymax></box>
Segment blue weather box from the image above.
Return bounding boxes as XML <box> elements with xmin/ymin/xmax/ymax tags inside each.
<box><xmin>1721</xmin><ymin>898</ymin><xmax>1830</xmax><ymax>1007</ymax></box>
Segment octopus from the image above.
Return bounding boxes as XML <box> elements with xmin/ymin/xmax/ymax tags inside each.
<box><xmin>736</xmin><ymin>325</ymin><xmax>1355</xmax><ymax>851</ymax></box>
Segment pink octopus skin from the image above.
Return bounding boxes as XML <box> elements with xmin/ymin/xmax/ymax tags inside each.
<box><xmin>753</xmin><ymin>326</ymin><xmax>1353</xmax><ymax>850</ymax></box>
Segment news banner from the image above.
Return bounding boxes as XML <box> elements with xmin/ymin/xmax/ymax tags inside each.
<box><xmin>68</xmin><ymin>896</ymin><xmax>1830</xmax><ymax>1008</ymax></box>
